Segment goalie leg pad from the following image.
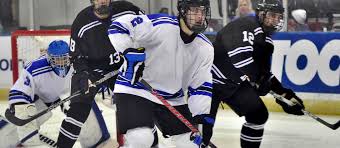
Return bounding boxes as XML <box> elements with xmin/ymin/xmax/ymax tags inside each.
<box><xmin>0</xmin><ymin>118</ymin><xmax>19</xmax><ymax>147</ymax></box>
<box><xmin>79</xmin><ymin>101</ymin><xmax>110</xmax><ymax>148</ymax></box>
<box><xmin>172</xmin><ymin>132</ymin><xmax>197</xmax><ymax>148</ymax></box>
<box><xmin>57</xmin><ymin>102</ymin><xmax>92</xmax><ymax>148</ymax></box>
<box><xmin>121</xmin><ymin>127</ymin><xmax>154</xmax><ymax>148</ymax></box>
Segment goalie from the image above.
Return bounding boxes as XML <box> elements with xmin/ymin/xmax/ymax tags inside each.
<box><xmin>6</xmin><ymin>40</ymin><xmax>111</xmax><ymax>147</ymax></box>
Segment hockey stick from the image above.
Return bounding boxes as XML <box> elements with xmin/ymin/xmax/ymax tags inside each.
<box><xmin>16</xmin><ymin>129</ymin><xmax>57</xmax><ymax>148</ymax></box>
<box><xmin>5</xmin><ymin>70</ymin><xmax>119</xmax><ymax>126</ymax></box>
<box><xmin>270</xmin><ymin>91</ymin><xmax>340</xmax><ymax>130</ymax></box>
<box><xmin>140</xmin><ymin>79</ymin><xmax>217</xmax><ymax>148</ymax></box>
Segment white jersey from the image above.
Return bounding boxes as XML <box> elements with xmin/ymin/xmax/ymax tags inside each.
<box><xmin>9</xmin><ymin>56</ymin><xmax>73</xmax><ymax>105</ymax></box>
<box><xmin>108</xmin><ymin>14</ymin><xmax>214</xmax><ymax>115</ymax></box>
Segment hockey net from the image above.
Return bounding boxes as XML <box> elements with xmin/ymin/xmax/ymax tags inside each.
<box><xmin>11</xmin><ymin>30</ymin><xmax>71</xmax><ymax>83</ymax></box>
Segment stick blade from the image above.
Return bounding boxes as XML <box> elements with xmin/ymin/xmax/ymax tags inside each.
<box><xmin>5</xmin><ymin>109</ymin><xmax>28</xmax><ymax>126</ymax></box>
<box><xmin>332</xmin><ymin>120</ymin><xmax>340</xmax><ymax>130</ymax></box>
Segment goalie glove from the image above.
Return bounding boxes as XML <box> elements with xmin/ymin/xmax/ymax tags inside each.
<box><xmin>122</xmin><ymin>47</ymin><xmax>146</xmax><ymax>85</ymax></box>
<box><xmin>274</xmin><ymin>88</ymin><xmax>305</xmax><ymax>115</ymax></box>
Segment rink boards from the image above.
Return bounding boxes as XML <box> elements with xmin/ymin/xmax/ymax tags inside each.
<box><xmin>0</xmin><ymin>32</ymin><xmax>339</xmax><ymax>115</ymax></box>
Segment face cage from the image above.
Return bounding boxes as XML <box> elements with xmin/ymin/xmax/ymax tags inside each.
<box><xmin>48</xmin><ymin>53</ymin><xmax>70</xmax><ymax>77</ymax></box>
<box><xmin>183</xmin><ymin>6</ymin><xmax>211</xmax><ymax>33</ymax></box>
<box><xmin>261</xmin><ymin>11</ymin><xmax>284</xmax><ymax>32</ymax></box>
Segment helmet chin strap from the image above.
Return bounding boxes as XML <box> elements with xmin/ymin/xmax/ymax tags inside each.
<box><xmin>180</xmin><ymin>18</ymin><xmax>194</xmax><ymax>36</ymax></box>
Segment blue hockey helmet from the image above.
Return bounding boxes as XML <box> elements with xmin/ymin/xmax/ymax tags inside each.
<box><xmin>178</xmin><ymin>0</ymin><xmax>211</xmax><ymax>33</ymax></box>
<box><xmin>47</xmin><ymin>40</ymin><xmax>70</xmax><ymax>77</ymax></box>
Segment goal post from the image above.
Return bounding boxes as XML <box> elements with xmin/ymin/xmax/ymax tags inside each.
<box><xmin>11</xmin><ymin>30</ymin><xmax>71</xmax><ymax>83</ymax></box>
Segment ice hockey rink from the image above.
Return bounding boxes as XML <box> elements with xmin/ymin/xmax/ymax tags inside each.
<box><xmin>1</xmin><ymin>99</ymin><xmax>339</xmax><ymax>148</ymax></box>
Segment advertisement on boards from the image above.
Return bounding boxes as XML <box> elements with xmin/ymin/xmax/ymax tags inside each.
<box><xmin>0</xmin><ymin>37</ymin><xmax>13</xmax><ymax>88</ymax></box>
<box><xmin>272</xmin><ymin>32</ymin><xmax>339</xmax><ymax>94</ymax></box>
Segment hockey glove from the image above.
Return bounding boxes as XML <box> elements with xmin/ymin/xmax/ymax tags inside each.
<box><xmin>275</xmin><ymin>88</ymin><xmax>305</xmax><ymax>115</ymax></box>
<box><xmin>255</xmin><ymin>74</ymin><xmax>274</xmax><ymax>96</ymax></box>
<box><xmin>192</xmin><ymin>114</ymin><xmax>215</xmax><ymax>147</ymax></box>
<box><xmin>122</xmin><ymin>47</ymin><xmax>146</xmax><ymax>85</ymax></box>
<box><xmin>73</xmin><ymin>71</ymin><xmax>96</xmax><ymax>94</ymax></box>
<box><xmin>59</xmin><ymin>99</ymin><xmax>70</xmax><ymax>115</ymax></box>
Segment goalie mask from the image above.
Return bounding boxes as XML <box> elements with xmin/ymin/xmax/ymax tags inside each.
<box><xmin>178</xmin><ymin>0</ymin><xmax>211</xmax><ymax>33</ymax></box>
<box><xmin>256</xmin><ymin>0</ymin><xmax>284</xmax><ymax>34</ymax></box>
<box><xmin>47</xmin><ymin>40</ymin><xmax>70</xmax><ymax>77</ymax></box>
<box><xmin>90</xmin><ymin>0</ymin><xmax>111</xmax><ymax>16</ymax></box>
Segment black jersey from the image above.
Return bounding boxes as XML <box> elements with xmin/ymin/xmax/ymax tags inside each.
<box><xmin>212</xmin><ymin>16</ymin><xmax>274</xmax><ymax>85</ymax></box>
<box><xmin>69</xmin><ymin>6</ymin><xmax>120</xmax><ymax>74</ymax></box>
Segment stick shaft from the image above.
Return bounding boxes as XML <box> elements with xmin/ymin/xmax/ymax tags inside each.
<box><xmin>140</xmin><ymin>79</ymin><xmax>217</xmax><ymax>147</ymax></box>
<box><xmin>270</xmin><ymin>91</ymin><xmax>340</xmax><ymax>130</ymax></box>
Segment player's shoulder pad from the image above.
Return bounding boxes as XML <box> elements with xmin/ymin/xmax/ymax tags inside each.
<box><xmin>232</xmin><ymin>16</ymin><xmax>260</xmax><ymax>30</ymax></box>
<box><xmin>73</xmin><ymin>6</ymin><xmax>93</xmax><ymax>23</ymax></box>
<box><xmin>110</xmin><ymin>13</ymin><xmax>153</xmax><ymax>34</ymax></box>
<box><xmin>71</xmin><ymin>6</ymin><xmax>100</xmax><ymax>35</ymax></box>
<box><xmin>25</xmin><ymin>56</ymin><xmax>52</xmax><ymax>76</ymax></box>
<box><xmin>196</xmin><ymin>33</ymin><xmax>214</xmax><ymax>59</ymax></box>
<box><xmin>146</xmin><ymin>13</ymin><xmax>178</xmax><ymax>27</ymax></box>
<box><xmin>196</xmin><ymin>33</ymin><xmax>213</xmax><ymax>47</ymax></box>
<box><xmin>146</xmin><ymin>13</ymin><xmax>178</xmax><ymax>22</ymax></box>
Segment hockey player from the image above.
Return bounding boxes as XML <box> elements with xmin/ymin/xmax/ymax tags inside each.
<box><xmin>108</xmin><ymin>0</ymin><xmax>214</xmax><ymax>147</ymax></box>
<box><xmin>209</xmin><ymin>0</ymin><xmax>305</xmax><ymax>147</ymax></box>
<box><xmin>56</xmin><ymin>0</ymin><xmax>144</xmax><ymax>147</ymax></box>
<box><xmin>6</xmin><ymin>40</ymin><xmax>111</xmax><ymax>147</ymax></box>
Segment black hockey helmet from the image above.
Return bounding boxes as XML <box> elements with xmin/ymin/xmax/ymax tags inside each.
<box><xmin>256</xmin><ymin>0</ymin><xmax>285</xmax><ymax>33</ymax></box>
<box><xmin>177</xmin><ymin>0</ymin><xmax>211</xmax><ymax>33</ymax></box>
<box><xmin>90</xmin><ymin>0</ymin><xmax>112</xmax><ymax>16</ymax></box>
<box><xmin>256</xmin><ymin>0</ymin><xmax>284</xmax><ymax>13</ymax></box>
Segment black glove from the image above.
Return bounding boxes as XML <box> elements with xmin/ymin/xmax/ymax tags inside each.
<box><xmin>255</xmin><ymin>74</ymin><xmax>273</xmax><ymax>96</ymax></box>
<box><xmin>73</xmin><ymin>71</ymin><xmax>96</xmax><ymax>94</ymax></box>
<box><xmin>59</xmin><ymin>100</ymin><xmax>70</xmax><ymax>115</ymax></box>
<box><xmin>192</xmin><ymin>114</ymin><xmax>215</xmax><ymax>147</ymax></box>
<box><xmin>122</xmin><ymin>47</ymin><xmax>145</xmax><ymax>85</ymax></box>
<box><xmin>275</xmin><ymin>88</ymin><xmax>305</xmax><ymax>115</ymax></box>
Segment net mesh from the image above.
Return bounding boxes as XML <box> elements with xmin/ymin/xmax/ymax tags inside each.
<box><xmin>12</xmin><ymin>31</ymin><xmax>70</xmax><ymax>79</ymax></box>
<box><xmin>16</xmin><ymin>36</ymin><xmax>69</xmax><ymax>71</ymax></box>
